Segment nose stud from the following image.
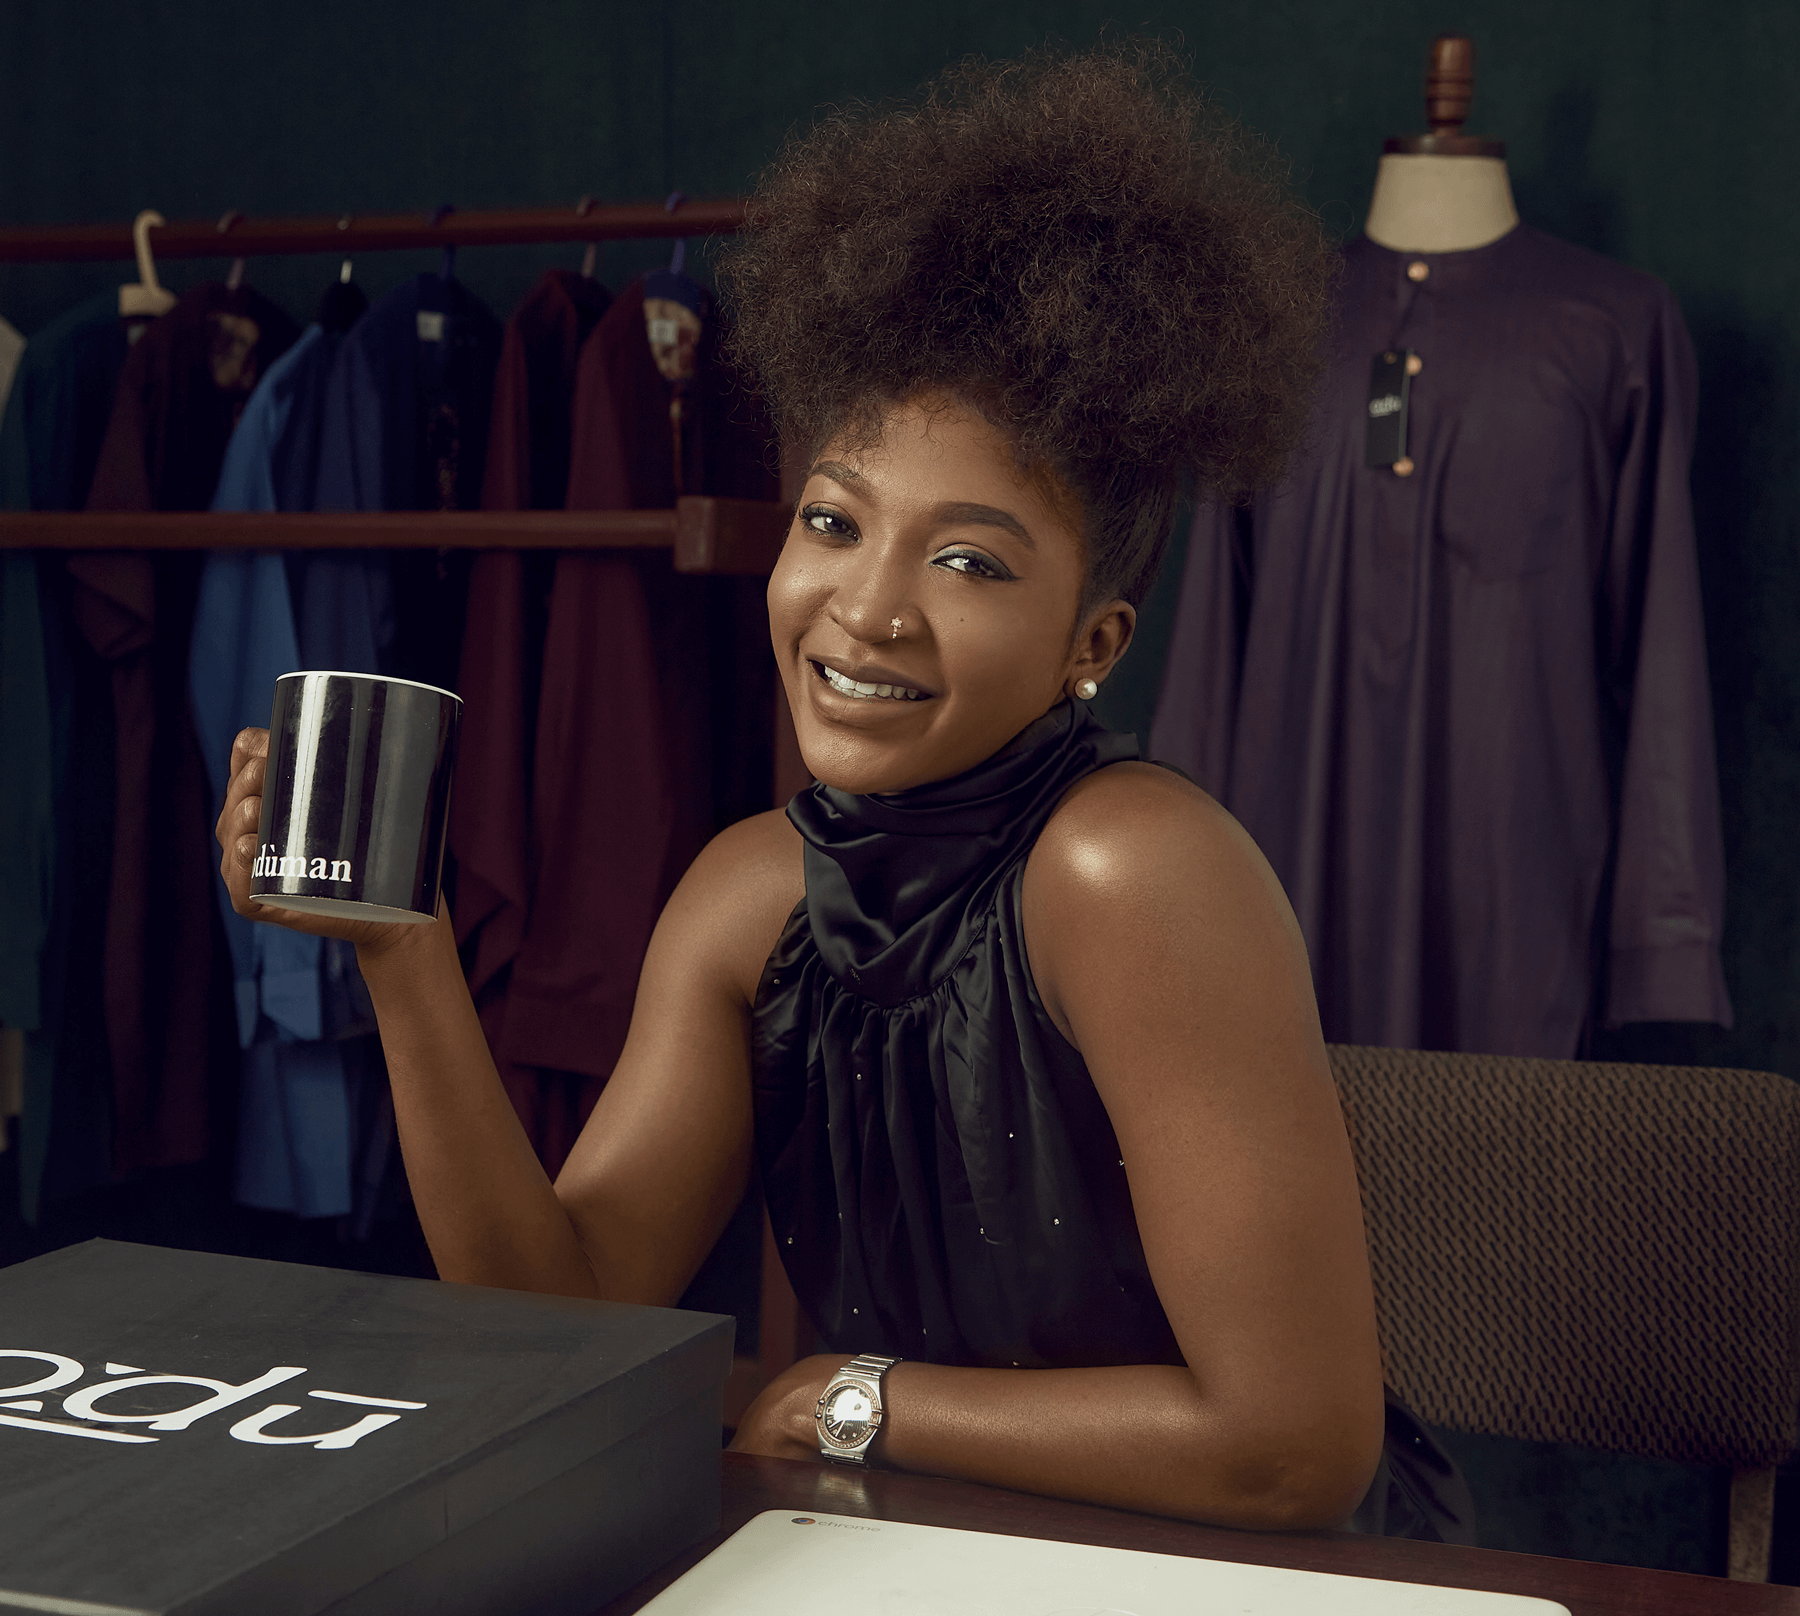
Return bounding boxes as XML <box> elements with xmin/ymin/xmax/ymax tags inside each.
<box><xmin>891</xmin><ymin>617</ymin><xmax>903</xmax><ymax>639</ymax></box>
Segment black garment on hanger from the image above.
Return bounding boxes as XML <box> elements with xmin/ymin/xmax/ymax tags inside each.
<box><xmin>314</xmin><ymin>277</ymin><xmax>369</xmax><ymax>337</ymax></box>
<box><xmin>314</xmin><ymin>272</ymin><xmax>501</xmax><ymax>692</ymax></box>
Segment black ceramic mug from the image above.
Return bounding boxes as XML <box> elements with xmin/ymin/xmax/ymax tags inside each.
<box><xmin>249</xmin><ymin>671</ymin><xmax>461</xmax><ymax>925</ymax></box>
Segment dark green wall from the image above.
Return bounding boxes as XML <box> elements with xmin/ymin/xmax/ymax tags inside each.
<box><xmin>9</xmin><ymin>0</ymin><xmax>1792</xmax><ymax>1072</ymax></box>
<box><xmin>4</xmin><ymin>0</ymin><xmax>1797</xmax><ymax>1576</ymax></box>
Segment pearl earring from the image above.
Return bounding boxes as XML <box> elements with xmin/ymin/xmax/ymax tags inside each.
<box><xmin>1075</xmin><ymin>678</ymin><xmax>1098</xmax><ymax>700</ymax></box>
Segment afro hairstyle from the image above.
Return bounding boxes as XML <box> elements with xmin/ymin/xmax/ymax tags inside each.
<box><xmin>717</xmin><ymin>42</ymin><xmax>1335</xmax><ymax>620</ymax></box>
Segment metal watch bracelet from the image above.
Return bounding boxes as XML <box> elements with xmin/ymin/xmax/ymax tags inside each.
<box><xmin>815</xmin><ymin>1353</ymin><xmax>901</xmax><ymax>1466</ymax></box>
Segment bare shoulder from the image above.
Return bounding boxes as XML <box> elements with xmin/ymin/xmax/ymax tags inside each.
<box><xmin>1026</xmin><ymin>760</ymin><xmax>1278</xmax><ymax>910</ymax></box>
<box><xmin>650</xmin><ymin>806</ymin><xmax>807</xmax><ymax>1005</ymax></box>
<box><xmin>683</xmin><ymin>804</ymin><xmax>805</xmax><ymax>895</ymax></box>
<box><xmin>1022</xmin><ymin>761</ymin><xmax>1307</xmax><ymax>1040</ymax></box>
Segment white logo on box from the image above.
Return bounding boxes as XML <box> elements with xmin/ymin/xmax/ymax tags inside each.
<box><xmin>0</xmin><ymin>1350</ymin><xmax>426</xmax><ymax>1451</ymax></box>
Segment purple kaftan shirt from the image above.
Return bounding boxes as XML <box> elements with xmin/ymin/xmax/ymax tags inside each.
<box><xmin>1151</xmin><ymin>225</ymin><xmax>1730</xmax><ymax>1058</ymax></box>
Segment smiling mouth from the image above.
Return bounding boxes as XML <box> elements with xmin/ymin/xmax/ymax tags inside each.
<box><xmin>811</xmin><ymin>661</ymin><xmax>929</xmax><ymax>702</ymax></box>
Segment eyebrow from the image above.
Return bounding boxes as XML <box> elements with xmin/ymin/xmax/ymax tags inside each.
<box><xmin>807</xmin><ymin>462</ymin><xmax>1038</xmax><ymax>552</ymax></box>
<box><xmin>931</xmin><ymin>501</ymin><xmax>1036</xmax><ymax>551</ymax></box>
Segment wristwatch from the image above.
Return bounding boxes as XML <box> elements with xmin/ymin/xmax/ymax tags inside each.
<box><xmin>814</xmin><ymin>1353</ymin><xmax>901</xmax><ymax>1465</ymax></box>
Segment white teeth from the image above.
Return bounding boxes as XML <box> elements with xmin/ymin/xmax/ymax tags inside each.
<box><xmin>820</xmin><ymin>664</ymin><xmax>925</xmax><ymax>701</ymax></box>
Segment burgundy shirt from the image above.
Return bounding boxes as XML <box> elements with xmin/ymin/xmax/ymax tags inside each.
<box><xmin>472</xmin><ymin>275</ymin><xmax>776</xmax><ymax>1171</ymax></box>
<box><xmin>1152</xmin><ymin>226</ymin><xmax>1730</xmax><ymax>1057</ymax></box>
<box><xmin>455</xmin><ymin>271</ymin><xmax>611</xmax><ymax>1016</ymax></box>
<box><xmin>80</xmin><ymin>283</ymin><xmax>299</xmax><ymax>1172</ymax></box>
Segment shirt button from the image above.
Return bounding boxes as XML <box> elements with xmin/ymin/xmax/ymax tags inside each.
<box><xmin>1405</xmin><ymin>354</ymin><xmax>1423</xmax><ymax>376</ymax></box>
<box><xmin>1393</xmin><ymin>457</ymin><xmax>1416</xmax><ymax>478</ymax></box>
<box><xmin>1406</xmin><ymin>260</ymin><xmax>1430</xmax><ymax>282</ymax></box>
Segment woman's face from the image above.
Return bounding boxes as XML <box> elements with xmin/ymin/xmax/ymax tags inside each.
<box><xmin>768</xmin><ymin>393</ymin><xmax>1133</xmax><ymax>795</ymax></box>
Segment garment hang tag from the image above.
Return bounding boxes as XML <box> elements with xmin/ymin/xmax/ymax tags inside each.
<box><xmin>416</xmin><ymin>310</ymin><xmax>446</xmax><ymax>343</ymax></box>
<box><xmin>1364</xmin><ymin>349</ymin><xmax>1412</xmax><ymax>469</ymax></box>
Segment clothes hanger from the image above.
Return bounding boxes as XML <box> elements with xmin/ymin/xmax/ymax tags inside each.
<box><xmin>645</xmin><ymin>191</ymin><xmax>706</xmax><ymax>325</ymax></box>
<box><xmin>643</xmin><ymin>192</ymin><xmax>707</xmax><ymax>493</ymax></box>
<box><xmin>313</xmin><ymin>256</ymin><xmax>368</xmax><ymax>336</ymax></box>
<box><xmin>645</xmin><ymin>191</ymin><xmax>705</xmax><ymax>315</ymax></box>
<box><xmin>218</xmin><ymin>209</ymin><xmax>247</xmax><ymax>291</ymax></box>
<box><xmin>664</xmin><ymin>189</ymin><xmax>688</xmax><ymax>278</ymax></box>
<box><xmin>118</xmin><ymin>209</ymin><xmax>178</xmax><ymax>317</ymax></box>
<box><xmin>431</xmin><ymin>203</ymin><xmax>456</xmax><ymax>283</ymax></box>
<box><xmin>576</xmin><ymin>195</ymin><xmax>598</xmax><ymax>279</ymax></box>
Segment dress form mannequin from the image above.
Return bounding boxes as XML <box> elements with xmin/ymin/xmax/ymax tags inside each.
<box><xmin>1364</xmin><ymin>36</ymin><xmax>1519</xmax><ymax>253</ymax></box>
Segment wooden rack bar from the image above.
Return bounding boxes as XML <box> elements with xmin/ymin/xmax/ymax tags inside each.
<box><xmin>0</xmin><ymin>497</ymin><xmax>790</xmax><ymax>574</ymax></box>
<box><xmin>0</xmin><ymin>199</ymin><xmax>747</xmax><ymax>264</ymax></box>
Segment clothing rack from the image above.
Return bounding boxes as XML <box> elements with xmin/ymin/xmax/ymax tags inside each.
<box><xmin>0</xmin><ymin>197</ymin><xmax>786</xmax><ymax>568</ymax></box>
<box><xmin>3</xmin><ymin>197</ymin><xmax>810</xmax><ymax>1423</ymax></box>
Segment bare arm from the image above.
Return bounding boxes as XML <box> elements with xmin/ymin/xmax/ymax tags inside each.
<box><xmin>216</xmin><ymin>727</ymin><xmax>800</xmax><ymax>1302</ymax></box>
<box><xmin>731</xmin><ymin>764</ymin><xmax>1384</xmax><ymax>1530</ymax></box>
<box><xmin>355</xmin><ymin>911</ymin><xmax>605</xmax><ymax>1295</ymax></box>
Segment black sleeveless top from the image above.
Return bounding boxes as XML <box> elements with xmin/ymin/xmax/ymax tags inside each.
<box><xmin>751</xmin><ymin>701</ymin><xmax>1474</xmax><ymax>1542</ymax></box>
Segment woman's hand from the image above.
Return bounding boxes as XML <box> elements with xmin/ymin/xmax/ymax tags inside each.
<box><xmin>726</xmin><ymin>1354</ymin><xmax>847</xmax><ymax>1462</ymax></box>
<box><xmin>214</xmin><ymin>726</ymin><xmax>431</xmax><ymax>956</ymax></box>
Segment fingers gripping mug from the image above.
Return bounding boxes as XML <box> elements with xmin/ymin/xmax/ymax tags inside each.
<box><xmin>250</xmin><ymin>672</ymin><xmax>462</xmax><ymax>924</ymax></box>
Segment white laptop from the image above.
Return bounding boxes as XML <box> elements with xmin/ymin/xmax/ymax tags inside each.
<box><xmin>637</xmin><ymin>1510</ymin><xmax>1572</xmax><ymax>1615</ymax></box>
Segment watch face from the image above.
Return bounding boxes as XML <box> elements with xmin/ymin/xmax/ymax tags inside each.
<box><xmin>822</xmin><ymin>1382</ymin><xmax>875</xmax><ymax>1444</ymax></box>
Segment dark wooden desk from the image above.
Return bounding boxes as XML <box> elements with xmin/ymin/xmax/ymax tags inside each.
<box><xmin>596</xmin><ymin>1452</ymin><xmax>1800</xmax><ymax>1615</ymax></box>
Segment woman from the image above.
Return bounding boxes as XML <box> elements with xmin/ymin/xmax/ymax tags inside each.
<box><xmin>217</xmin><ymin>46</ymin><xmax>1471</xmax><ymax>1537</ymax></box>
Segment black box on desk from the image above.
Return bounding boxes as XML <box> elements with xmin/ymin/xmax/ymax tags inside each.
<box><xmin>0</xmin><ymin>1239</ymin><xmax>732</xmax><ymax>1615</ymax></box>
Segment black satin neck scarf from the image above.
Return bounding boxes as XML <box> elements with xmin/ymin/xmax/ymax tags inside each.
<box><xmin>785</xmin><ymin>701</ymin><xmax>1138</xmax><ymax>1004</ymax></box>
